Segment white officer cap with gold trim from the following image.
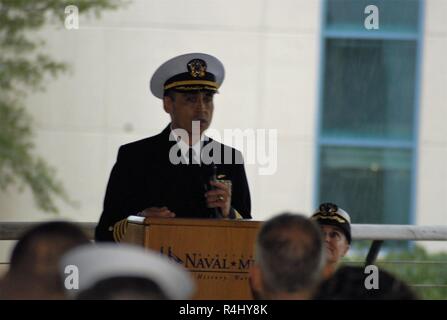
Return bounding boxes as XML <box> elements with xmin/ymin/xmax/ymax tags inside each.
<box><xmin>311</xmin><ymin>202</ymin><xmax>352</xmax><ymax>244</ymax></box>
<box><xmin>60</xmin><ymin>243</ymin><xmax>195</xmax><ymax>299</ymax></box>
<box><xmin>150</xmin><ymin>52</ymin><xmax>225</xmax><ymax>99</ymax></box>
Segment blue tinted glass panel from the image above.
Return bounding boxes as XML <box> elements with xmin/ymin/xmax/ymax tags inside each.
<box><xmin>322</xmin><ymin>39</ymin><xmax>417</xmax><ymax>140</ymax></box>
<box><xmin>319</xmin><ymin>146</ymin><xmax>412</xmax><ymax>224</ymax></box>
<box><xmin>326</xmin><ymin>0</ymin><xmax>419</xmax><ymax>34</ymax></box>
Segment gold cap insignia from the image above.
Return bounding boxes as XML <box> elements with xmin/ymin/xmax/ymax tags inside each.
<box><xmin>312</xmin><ymin>203</ymin><xmax>348</xmax><ymax>224</ymax></box>
<box><xmin>319</xmin><ymin>203</ymin><xmax>338</xmax><ymax>216</ymax></box>
<box><xmin>187</xmin><ymin>59</ymin><xmax>207</xmax><ymax>78</ymax></box>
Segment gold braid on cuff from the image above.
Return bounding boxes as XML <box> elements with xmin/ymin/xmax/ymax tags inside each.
<box><xmin>112</xmin><ymin>218</ymin><xmax>128</xmax><ymax>242</ymax></box>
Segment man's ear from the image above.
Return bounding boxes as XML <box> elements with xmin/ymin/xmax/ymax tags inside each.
<box><xmin>249</xmin><ymin>265</ymin><xmax>263</xmax><ymax>299</ymax></box>
<box><xmin>163</xmin><ymin>96</ymin><xmax>173</xmax><ymax>114</ymax></box>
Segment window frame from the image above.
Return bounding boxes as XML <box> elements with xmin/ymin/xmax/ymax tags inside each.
<box><xmin>314</xmin><ymin>0</ymin><xmax>425</xmax><ymax>225</ymax></box>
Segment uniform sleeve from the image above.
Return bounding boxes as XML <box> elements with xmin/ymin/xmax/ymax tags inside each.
<box><xmin>95</xmin><ymin>146</ymin><xmax>138</xmax><ymax>242</ymax></box>
<box><xmin>230</xmin><ymin>150</ymin><xmax>252</xmax><ymax>219</ymax></box>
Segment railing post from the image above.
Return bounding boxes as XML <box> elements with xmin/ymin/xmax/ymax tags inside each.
<box><xmin>365</xmin><ymin>240</ymin><xmax>384</xmax><ymax>266</ymax></box>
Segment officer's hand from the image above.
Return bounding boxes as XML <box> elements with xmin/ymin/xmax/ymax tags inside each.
<box><xmin>139</xmin><ymin>207</ymin><xmax>175</xmax><ymax>218</ymax></box>
<box><xmin>205</xmin><ymin>180</ymin><xmax>231</xmax><ymax>217</ymax></box>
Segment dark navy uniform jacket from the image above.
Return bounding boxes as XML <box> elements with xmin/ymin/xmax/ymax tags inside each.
<box><xmin>95</xmin><ymin>124</ymin><xmax>252</xmax><ymax>241</ymax></box>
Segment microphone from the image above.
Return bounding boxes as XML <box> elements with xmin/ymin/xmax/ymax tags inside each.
<box><xmin>205</xmin><ymin>164</ymin><xmax>223</xmax><ymax>218</ymax></box>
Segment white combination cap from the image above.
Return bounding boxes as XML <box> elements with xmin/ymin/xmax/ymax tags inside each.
<box><xmin>60</xmin><ymin>243</ymin><xmax>195</xmax><ymax>299</ymax></box>
<box><xmin>150</xmin><ymin>52</ymin><xmax>225</xmax><ymax>99</ymax></box>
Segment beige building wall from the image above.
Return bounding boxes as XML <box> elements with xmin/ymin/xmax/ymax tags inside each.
<box><xmin>416</xmin><ymin>0</ymin><xmax>447</xmax><ymax>251</ymax></box>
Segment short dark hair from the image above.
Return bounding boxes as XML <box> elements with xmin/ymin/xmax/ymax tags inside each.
<box><xmin>0</xmin><ymin>222</ymin><xmax>90</xmax><ymax>299</ymax></box>
<box><xmin>163</xmin><ymin>88</ymin><xmax>177</xmax><ymax>100</ymax></box>
<box><xmin>10</xmin><ymin>221</ymin><xmax>90</xmax><ymax>273</ymax></box>
<box><xmin>255</xmin><ymin>213</ymin><xmax>325</xmax><ymax>294</ymax></box>
<box><xmin>76</xmin><ymin>276</ymin><xmax>169</xmax><ymax>300</ymax></box>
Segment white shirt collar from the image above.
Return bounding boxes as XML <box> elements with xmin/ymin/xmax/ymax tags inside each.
<box><xmin>169</xmin><ymin>125</ymin><xmax>206</xmax><ymax>164</ymax></box>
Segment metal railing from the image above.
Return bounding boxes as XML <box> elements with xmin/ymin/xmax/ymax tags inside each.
<box><xmin>351</xmin><ymin>224</ymin><xmax>447</xmax><ymax>265</ymax></box>
<box><xmin>352</xmin><ymin>224</ymin><xmax>447</xmax><ymax>241</ymax></box>
<box><xmin>0</xmin><ymin>222</ymin><xmax>96</xmax><ymax>241</ymax></box>
<box><xmin>2</xmin><ymin>222</ymin><xmax>446</xmax><ymax>242</ymax></box>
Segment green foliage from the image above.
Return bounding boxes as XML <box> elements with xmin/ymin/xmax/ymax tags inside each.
<box><xmin>345</xmin><ymin>245</ymin><xmax>447</xmax><ymax>300</ymax></box>
<box><xmin>379</xmin><ymin>246</ymin><xmax>447</xmax><ymax>300</ymax></box>
<box><xmin>0</xmin><ymin>0</ymin><xmax>122</xmax><ymax>213</ymax></box>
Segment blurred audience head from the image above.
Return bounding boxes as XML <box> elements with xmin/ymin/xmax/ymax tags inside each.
<box><xmin>314</xmin><ymin>265</ymin><xmax>418</xmax><ymax>300</ymax></box>
<box><xmin>311</xmin><ymin>202</ymin><xmax>351</xmax><ymax>278</ymax></box>
<box><xmin>60</xmin><ymin>243</ymin><xmax>195</xmax><ymax>300</ymax></box>
<box><xmin>249</xmin><ymin>212</ymin><xmax>325</xmax><ymax>300</ymax></box>
<box><xmin>0</xmin><ymin>221</ymin><xmax>90</xmax><ymax>299</ymax></box>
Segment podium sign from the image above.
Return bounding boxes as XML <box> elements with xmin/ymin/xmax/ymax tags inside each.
<box><xmin>123</xmin><ymin>217</ymin><xmax>261</xmax><ymax>299</ymax></box>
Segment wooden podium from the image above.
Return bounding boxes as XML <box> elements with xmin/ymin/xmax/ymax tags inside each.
<box><xmin>122</xmin><ymin>216</ymin><xmax>261</xmax><ymax>300</ymax></box>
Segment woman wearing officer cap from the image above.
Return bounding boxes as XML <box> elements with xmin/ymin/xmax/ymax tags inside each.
<box><xmin>311</xmin><ymin>202</ymin><xmax>351</xmax><ymax>279</ymax></box>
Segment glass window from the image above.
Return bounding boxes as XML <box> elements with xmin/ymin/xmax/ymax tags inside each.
<box><xmin>318</xmin><ymin>0</ymin><xmax>421</xmax><ymax>225</ymax></box>
<box><xmin>326</xmin><ymin>0</ymin><xmax>420</xmax><ymax>34</ymax></box>
<box><xmin>319</xmin><ymin>146</ymin><xmax>412</xmax><ymax>224</ymax></box>
<box><xmin>322</xmin><ymin>39</ymin><xmax>417</xmax><ymax>140</ymax></box>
